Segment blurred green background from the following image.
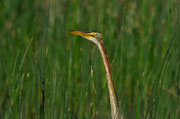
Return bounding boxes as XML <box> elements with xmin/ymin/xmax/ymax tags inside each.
<box><xmin>0</xmin><ymin>0</ymin><xmax>180</xmax><ymax>119</ymax></box>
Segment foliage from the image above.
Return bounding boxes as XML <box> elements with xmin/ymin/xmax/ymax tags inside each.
<box><xmin>0</xmin><ymin>0</ymin><xmax>179</xmax><ymax>118</ymax></box>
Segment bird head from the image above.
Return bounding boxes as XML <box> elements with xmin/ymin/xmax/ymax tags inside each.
<box><xmin>69</xmin><ymin>30</ymin><xmax>102</xmax><ymax>45</ymax></box>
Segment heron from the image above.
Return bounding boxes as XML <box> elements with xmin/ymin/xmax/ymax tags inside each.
<box><xmin>69</xmin><ymin>30</ymin><xmax>123</xmax><ymax>119</ymax></box>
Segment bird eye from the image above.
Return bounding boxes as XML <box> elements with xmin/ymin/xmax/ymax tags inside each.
<box><xmin>90</xmin><ymin>33</ymin><xmax>97</xmax><ymax>37</ymax></box>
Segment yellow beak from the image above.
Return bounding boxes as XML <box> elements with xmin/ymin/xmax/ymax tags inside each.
<box><xmin>69</xmin><ymin>30</ymin><xmax>85</xmax><ymax>36</ymax></box>
<box><xmin>69</xmin><ymin>30</ymin><xmax>95</xmax><ymax>38</ymax></box>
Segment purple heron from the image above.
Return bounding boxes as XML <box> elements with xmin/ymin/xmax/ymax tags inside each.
<box><xmin>69</xmin><ymin>30</ymin><xmax>123</xmax><ymax>119</ymax></box>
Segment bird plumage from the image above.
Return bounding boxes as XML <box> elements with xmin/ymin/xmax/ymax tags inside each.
<box><xmin>69</xmin><ymin>30</ymin><xmax>123</xmax><ymax>119</ymax></box>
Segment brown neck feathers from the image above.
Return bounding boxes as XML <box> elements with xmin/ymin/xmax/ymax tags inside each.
<box><xmin>98</xmin><ymin>40</ymin><xmax>121</xmax><ymax>119</ymax></box>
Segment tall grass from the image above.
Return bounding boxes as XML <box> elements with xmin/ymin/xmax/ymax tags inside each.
<box><xmin>0</xmin><ymin>0</ymin><xmax>179</xmax><ymax>119</ymax></box>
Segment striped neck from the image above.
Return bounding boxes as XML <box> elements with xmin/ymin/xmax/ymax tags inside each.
<box><xmin>97</xmin><ymin>40</ymin><xmax>120</xmax><ymax>119</ymax></box>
